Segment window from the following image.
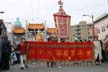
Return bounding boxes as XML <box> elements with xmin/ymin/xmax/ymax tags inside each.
<box><xmin>101</xmin><ymin>26</ymin><xmax>105</xmax><ymax>32</ymax></box>
<box><xmin>77</xmin><ymin>26</ymin><xmax>80</xmax><ymax>28</ymax></box>
<box><xmin>77</xmin><ymin>37</ymin><xmax>81</xmax><ymax>40</ymax></box>
<box><xmin>76</xmin><ymin>32</ymin><xmax>81</xmax><ymax>35</ymax></box>
<box><xmin>88</xmin><ymin>36</ymin><xmax>92</xmax><ymax>40</ymax></box>
<box><xmin>106</xmin><ymin>24</ymin><xmax>108</xmax><ymax>29</ymax></box>
<box><xmin>97</xmin><ymin>29</ymin><xmax>100</xmax><ymax>34</ymax></box>
<box><xmin>76</xmin><ymin>28</ymin><xmax>81</xmax><ymax>31</ymax></box>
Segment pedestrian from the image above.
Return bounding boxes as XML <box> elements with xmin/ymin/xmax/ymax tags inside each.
<box><xmin>93</xmin><ymin>37</ymin><xmax>102</xmax><ymax>65</ymax></box>
<box><xmin>10</xmin><ymin>45</ymin><xmax>17</xmax><ymax>64</ymax></box>
<box><xmin>15</xmin><ymin>44</ymin><xmax>21</xmax><ymax>64</ymax></box>
<box><xmin>0</xmin><ymin>19</ymin><xmax>3</xmax><ymax>71</ymax></box>
<box><xmin>103</xmin><ymin>35</ymin><xmax>108</xmax><ymax>62</ymax></box>
<box><xmin>19</xmin><ymin>38</ymin><xmax>28</xmax><ymax>70</ymax></box>
<box><xmin>46</xmin><ymin>37</ymin><xmax>54</xmax><ymax>68</ymax></box>
<box><xmin>1</xmin><ymin>36</ymin><xmax>11</xmax><ymax>70</ymax></box>
<box><xmin>0</xmin><ymin>36</ymin><xmax>3</xmax><ymax>71</ymax></box>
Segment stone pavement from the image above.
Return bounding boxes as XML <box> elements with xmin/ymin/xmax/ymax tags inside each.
<box><xmin>2</xmin><ymin>62</ymin><xmax>108</xmax><ymax>72</ymax></box>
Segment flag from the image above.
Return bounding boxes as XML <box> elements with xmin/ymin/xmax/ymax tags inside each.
<box><xmin>34</xmin><ymin>32</ymin><xmax>36</xmax><ymax>41</ymax></box>
<box><xmin>36</xmin><ymin>30</ymin><xmax>43</xmax><ymax>42</ymax></box>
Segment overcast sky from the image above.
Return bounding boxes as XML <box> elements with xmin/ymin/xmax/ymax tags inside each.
<box><xmin>0</xmin><ymin>0</ymin><xmax>108</xmax><ymax>28</ymax></box>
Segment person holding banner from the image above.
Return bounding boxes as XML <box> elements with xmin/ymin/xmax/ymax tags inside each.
<box><xmin>104</xmin><ymin>35</ymin><xmax>108</xmax><ymax>62</ymax></box>
<box><xmin>93</xmin><ymin>38</ymin><xmax>102</xmax><ymax>65</ymax></box>
<box><xmin>47</xmin><ymin>37</ymin><xmax>55</xmax><ymax>68</ymax></box>
<box><xmin>104</xmin><ymin>35</ymin><xmax>108</xmax><ymax>52</ymax></box>
<box><xmin>19</xmin><ymin>38</ymin><xmax>28</xmax><ymax>70</ymax></box>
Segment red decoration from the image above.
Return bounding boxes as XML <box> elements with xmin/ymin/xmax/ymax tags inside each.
<box><xmin>27</xmin><ymin>41</ymin><xmax>94</xmax><ymax>62</ymax></box>
<box><xmin>54</xmin><ymin>15</ymin><xmax>70</xmax><ymax>38</ymax></box>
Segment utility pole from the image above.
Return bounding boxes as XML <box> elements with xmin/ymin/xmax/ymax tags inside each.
<box><xmin>83</xmin><ymin>14</ymin><xmax>95</xmax><ymax>39</ymax></box>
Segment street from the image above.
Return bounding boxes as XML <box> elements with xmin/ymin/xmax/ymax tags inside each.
<box><xmin>2</xmin><ymin>62</ymin><xmax>108</xmax><ymax>72</ymax></box>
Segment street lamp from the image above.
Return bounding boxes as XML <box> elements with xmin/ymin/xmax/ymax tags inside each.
<box><xmin>82</xmin><ymin>14</ymin><xmax>95</xmax><ymax>39</ymax></box>
<box><xmin>0</xmin><ymin>11</ymin><xmax>4</xmax><ymax>20</ymax></box>
<box><xmin>0</xmin><ymin>11</ymin><xmax>4</xmax><ymax>14</ymax></box>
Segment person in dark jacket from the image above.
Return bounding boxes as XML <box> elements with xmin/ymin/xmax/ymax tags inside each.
<box><xmin>0</xmin><ymin>36</ymin><xmax>3</xmax><ymax>71</ymax></box>
<box><xmin>1</xmin><ymin>36</ymin><xmax>11</xmax><ymax>70</ymax></box>
<box><xmin>46</xmin><ymin>37</ymin><xmax>56</xmax><ymax>68</ymax></box>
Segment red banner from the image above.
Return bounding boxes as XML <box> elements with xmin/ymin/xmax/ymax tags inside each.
<box><xmin>27</xmin><ymin>41</ymin><xmax>94</xmax><ymax>62</ymax></box>
<box><xmin>54</xmin><ymin>15</ymin><xmax>71</xmax><ymax>38</ymax></box>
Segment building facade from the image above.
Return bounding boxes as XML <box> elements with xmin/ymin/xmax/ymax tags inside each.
<box><xmin>69</xmin><ymin>21</ymin><xmax>92</xmax><ymax>42</ymax></box>
<box><xmin>12</xmin><ymin>18</ymin><xmax>25</xmax><ymax>45</ymax></box>
<box><xmin>27</xmin><ymin>23</ymin><xmax>45</xmax><ymax>41</ymax></box>
<box><xmin>94</xmin><ymin>13</ymin><xmax>108</xmax><ymax>40</ymax></box>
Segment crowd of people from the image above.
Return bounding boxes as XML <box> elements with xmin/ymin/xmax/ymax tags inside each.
<box><xmin>0</xmin><ymin>32</ymin><xmax>108</xmax><ymax>71</ymax></box>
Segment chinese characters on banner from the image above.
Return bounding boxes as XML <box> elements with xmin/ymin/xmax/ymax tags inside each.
<box><xmin>27</xmin><ymin>41</ymin><xmax>94</xmax><ymax>62</ymax></box>
<box><xmin>54</xmin><ymin>15</ymin><xmax>71</xmax><ymax>38</ymax></box>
